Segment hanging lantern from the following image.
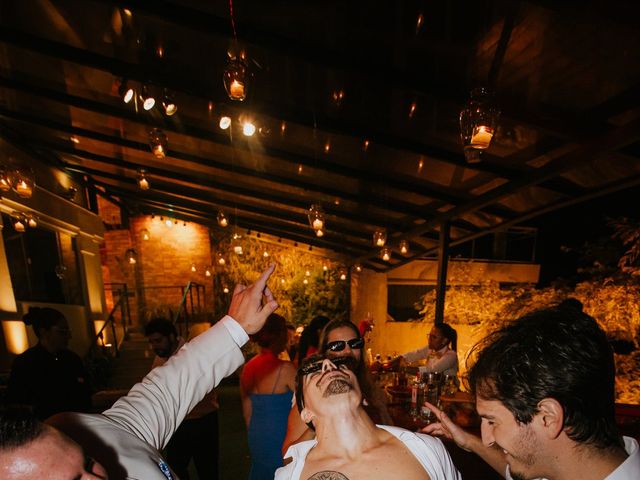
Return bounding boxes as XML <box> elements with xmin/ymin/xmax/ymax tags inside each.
<box><xmin>223</xmin><ymin>55</ymin><xmax>251</xmax><ymax>102</ymax></box>
<box><xmin>399</xmin><ymin>239</ymin><xmax>410</xmax><ymax>255</ymax></box>
<box><xmin>11</xmin><ymin>213</ymin><xmax>26</xmax><ymax>232</ymax></box>
<box><xmin>217</xmin><ymin>252</ymin><xmax>226</xmax><ymax>266</ymax></box>
<box><xmin>460</xmin><ymin>87</ymin><xmax>500</xmax><ymax>162</ymax></box>
<box><xmin>26</xmin><ymin>214</ymin><xmax>38</xmax><ymax>228</ymax></box>
<box><xmin>381</xmin><ymin>247</ymin><xmax>391</xmax><ymax>262</ymax></box>
<box><xmin>161</xmin><ymin>89</ymin><xmax>178</xmax><ymax>116</ymax></box>
<box><xmin>137</xmin><ymin>170</ymin><xmax>150</xmax><ymax>190</ymax></box>
<box><xmin>10</xmin><ymin>168</ymin><xmax>35</xmax><ymax>198</ymax></box>
<box><xmin>373</xmin><ymin>229</ymin><xmax>387</xmax><ymax>247</ymax></box>
<box><xmin>125</xmin><ymin>248</ymin><xmax>138</xmax><ymax>264</ymax></box>
<box><xmin>205</xmin><ymin>266</ymin><xmax>212</xmax><ymax>277</ymax></box>
<box><xmin>219</xmin><ymin>115</ymin><xmax>232</xmax><ymax>130</ymax></box>
<box><xmin>149</xmin><ymin>128</ymin><xmax>168</xmax><ymax>159</ymax></box>
<box><xmin>191</xmin><ymin>263</ymin><xmax>197</xmax><ymax>272</ymax></box>
<box><xmin>119</xmin><ymin>78</ymin><xmax>135</xmax><ymax>104</ymax></box>
<box><xmin>0</xmin><ymin>166</ymin><xmax>12</xmax><ymax>192</ymax></box>
<box><xmin>217</xmin><ymin>211</ymin><xmax>229</xmax><ymax>227</ymax></box>
<box><xmin>308</xmin><ymin>204</ymin><xmax>325</xmax><ymax>234</ymax></box>
<box><xmin>223</xmin><ymin>285</ymin><xmax>230</xmax><ymax>294</ymax></box>
<box><xmin>141</xmin><ymin>228</ymin><xmax>150</xmax><ymax>241</ymax></box>
<box><xmin>140</xmin><ymin>85</ymin><xmax>156</xmax><ymax>110</ymax></box>
<box><xmin>353</xmin><ymin>263</ymin><xmax>363</xmax><ymax>273</ymax></box>
<box><xmin>263</xmin><ymin>250</ymin><xmax>269</xmax><ymax>258</ymax></box>
<box><xmin>339</xmin><ymin>269</ymin><xmax>347</xmax><ymax>281</ymax></box>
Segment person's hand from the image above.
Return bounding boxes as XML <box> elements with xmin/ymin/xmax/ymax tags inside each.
<box><xmin>228</xmin><ymin>264</ymin><xmax>278</xmax><ymax>334</ymax></box>
<box><xmin>420</xmin><ymin>401</ymin><xmax>475</xmax><ymax>452</ymax></box>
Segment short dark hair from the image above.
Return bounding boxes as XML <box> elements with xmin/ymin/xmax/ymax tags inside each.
<box><xmin>144</xmin><ymin>317</ymin><xmax>177</xmax><ymax>338</ymax></box>
<box><xmin>319</xmin><ymin>320</ymin><xmax>362</xmax><ymax>362</ymax></box>
<box><xmin>0</xmin><ymin>407</ymin><xmax>45</xmax><ymax>450</ymax></box>
<box><xmin>250</xmin><ymin>313</ymin><xmax>287</xmax><ymax>351</ymax></box>
<box><xmin>469</xmin><ymin>307</ymin><xmax>622</xmax><ymax>450</ymax></box>
<box><xmin>22</xmin><ymin>307</ymin><xmax>66</xmax><ymax>338</ymax></box>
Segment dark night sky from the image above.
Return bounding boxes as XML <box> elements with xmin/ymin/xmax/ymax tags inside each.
<box><xmin>531</xmin><ymin>185</ymin><xmax>640</xmax><ymax>285</ymax></box>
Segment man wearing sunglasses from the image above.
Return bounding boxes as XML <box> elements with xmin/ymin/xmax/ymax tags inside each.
<box><xmin>276</xmin><ymin>354</ymin><xmax>460</xmax><ymax>480</ymax></box>
<box><xmin>282</xmin><ymin>320</ymin><xmax>392</xmax><ymax>454</ymax></box>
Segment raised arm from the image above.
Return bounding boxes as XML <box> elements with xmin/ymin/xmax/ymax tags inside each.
<box><xmin>102</xmin><ymin>265</ymin><xmax>278</xmax><ymax>450</ymax></box>
<box><xmin>421</xmin><ymin>401</ymin><xmax>507</xmax><ymax>478</ymax></box>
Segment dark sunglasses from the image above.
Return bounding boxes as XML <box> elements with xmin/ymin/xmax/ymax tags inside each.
<box><xmin>299</xmin><ymin>356</ymin><xmax>357</xmax><ymax>376</ymax></box>
<box><xmin>325</xmin><ymin>337</ymin><xmax>364</xmax><ymax>352</ymax></box>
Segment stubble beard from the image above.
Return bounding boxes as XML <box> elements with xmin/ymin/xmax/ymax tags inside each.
<box><xmin>323</xmin><ymin>378</ymin><xmax>352</xmax><ymax>397</ymax></box>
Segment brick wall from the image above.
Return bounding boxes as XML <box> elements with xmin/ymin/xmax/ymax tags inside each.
<box><xmin>98</xmin><ymin>202</ymin><xmax>214</xmax><ymax>326</ymax></box>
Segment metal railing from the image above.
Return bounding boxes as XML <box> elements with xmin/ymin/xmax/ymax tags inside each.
<box><xmin>173</xmin><ymin>282</ymin><xmax>205</xmax><ymax>338</ymax></box>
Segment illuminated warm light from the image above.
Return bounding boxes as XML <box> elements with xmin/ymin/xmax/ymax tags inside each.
<box><xmin>263</xmin><ymin>250</ymin><xmax>269</xmax><ymax>258</ymax></box>
<box><xmin>305</xmin><ymin>270</ymin><xmax>311</xmax><ymax>277</ymax></box>
<box><xmin>416</xmin><ymin>13</ymin><xmax>424</xmax><ymax>32</ymax></box>
<box><xmin>223</xmin><ymin>56</ymin><xmax>250</xmax><ymax>101</ymax></box>
<box><xmin>141</xmin><ymin>85</ymin><xmax>155</xmax><ymax>110</ymax></box>
<box><xmin>162</xmin><ymin>89</ymin><xmax>177</xmax><ymax>116</ymax></box>
<box><xmin>141</xmin><ymin>229</ymin><xmax>150</xmax><ymax>241</ymax></box>
<box><xmin>165</xmin><ymin>219</ymin><xmax>173</xmax><ymax>227</ymax></box>
<box><xmin>12</xmin><ymin>215</ymin><xmax>26</xmax><ymax>233</ymax></box>
<box><xmin>381</xmin><ymin>247</ymin><xmax>391</xmax><ymax>262</ymax></box>
<box><xmin>418</xmin><ymin>158</ymin><xmax>424</xmax><ymax>173</ymax></box>
<box><xmin>354</xmin><ymin>264</ymin><xmax>362</xmax><ymax>273</ymax></box>
<box><xmin>208</xmin><ymin>101</ymin><xmax>214</xmax><ymax>112</ymax></box>
<box><xmin>242</xmin><ymin>120</ymin><xmax>256</xmax><ymax>136</ymax></box>
<box><xmin>157</xmin><ymin>45</ymin><xmax>164</xmax><ymax>58</ymax></box>
<box><xmin>303</xmin><ymin>278</ymin><xmax>309</xmax><ymax>285</ymax></box>
<box><xmin>70</xmin><ymin>136</ymin><xmax>80</xmax><ymax>144</ymax></box>
<box><xmin>217</xmin><ymin>211</ymin><xmax>229</xmax><ymax>227</ymax></box>
<box><xmin>27</xmin><ymin>215</ymin><xmax>37</xmax><ymax>228</ymax></box>
<box><xmin>191</xmin><ymin>263</ymin><xmax>197</xmax><ymax>272</ymax></box>
<box><xmin>223</xmin><ymin>286</ymin><xmax>230</xmax><ymax>294</ymax></box>
<box><xmin>363</xmin><ymin>139</ymin><xmax>370</xmax><ymax>151</ymax></box>
<box><xmin>219</xmin><ymin>116</ymin><xmax>232</xmax><ymax>130</ymax></box>
<box><xmin>409</xmin><ymin>101</ymin><xmax>417</xmax><ymax>118</ymax></box>
<box><xmin>324</xmin><ymin>141</ymin><xmax>330</xmax><ymax>154</ymax></box>
<box><xmin>123</xmin><ymin>87</ymin><xmax>134</xmax><ymax>103</ymax></box>
<box><xmin>280</xmin><ymin>278</ymin><xmax>285</xmax><ymax>285</ymax></box>
<box><xmin>123</xmin><ymin>8</ymin><xmax>132</xmax><ymax>16</ymax></box>
<box><xmin>471</xmin><ymin>125</ymin><xmax>494</xmax><ymax>149</ymax></box>
<box><xmin>339</xmin><ymin>270</ymin><xmax>347</xmax><ymax>281</ymax></box>
<box><xmin>332</xmin><ymin>89</ymin><xmax>344</xmax><ymax>105</ymax></box>
<box><xmin>399</xmin><ymin>239</ymin><xmax>409</xmax><ymax>255</ymax></box>
<box><xmin>2</xmin><ymin>321</ymin><xmax>29</xmax><ymax>354</ymax></box>
<box><xmin>280</xmin><ymin>121</ymin><xmax>286</xmax><ymax>135</ymax></box>
<box><xmin>126</xmin><ymin>248</ymin><xmax>137</xmax><ymax>264</ymax></box>
<box><xmin>10</xmin><ymin>169</ymin><xmax>35</xmax><ymax>198</ymax></box>
<box><xmin>137</xmin><ymin>170</ymin><xmax>150</xmax><ymax>190</ymax></box>
<box><xmin>323</xmin><ymin>264</ymin><xmax>328</xmax><ymax>272</ymax></box>
<box><xmin>373</xmin><ymin>229</ymin><xmax>387</xmax><ymax>247</ymax></box>
<box><xmin>308</xmin><ymin>204</ymin><xmax>325</xmax><ymax>235</ymax></box>
<box><xmin>205</xmin><ymin>267</ymin><xmax>211</xmax><ymax>277</ymax></box>
<box><xmin>316</xmin><ymin>229</ymin><xmax>324</xmax><ymax>237</ymax></box>
<box><xmin>0</xmin><ymin>168</ymin><xmax>11</xmax><ymax>192</ymax></box>
<box><xmin>234</xmin><ymin>244</ymin><xmax>243</xmax><ymax>255</ymax></box>
<box><xmin>149</xmin><ymin>128</ymin><xmax>168</xmax><ymax>159</ymax></box>
<box><xmin>297</xmin><ymin>165</ymin><xmax>303</xmax><ymax>174</ymax></box>
<box><xmin>217</xmin><ymin>253</ymin><xmax>226</xmax><ymax>265</ymax></box>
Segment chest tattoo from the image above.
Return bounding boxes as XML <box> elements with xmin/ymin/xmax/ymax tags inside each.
<box><xmin>307</xmin><ymin>471</ymin><xmax>350</xmax><ymax>480</ymax></box>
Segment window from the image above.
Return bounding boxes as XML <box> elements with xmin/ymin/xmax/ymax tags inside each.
<box><xmin>2</xmin><ymin>214</ymin><xmax>84</xmax><ymax>304</ymax></box>
<box><xmin>387</xmin><ymin>284</ymin><xmax>435</xmax><ymax>322</ymax></box>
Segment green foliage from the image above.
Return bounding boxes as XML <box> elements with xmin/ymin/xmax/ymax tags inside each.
<box><xmin>211</xmin><ymin>235</ymin><xmax>347</xmax><ymax>326</ymax></box>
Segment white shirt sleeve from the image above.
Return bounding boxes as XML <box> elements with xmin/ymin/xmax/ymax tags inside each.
<box><xmin>221</xmin><ymin>314</ymin><xmax>249</xmax><ymax>346</ymax></box>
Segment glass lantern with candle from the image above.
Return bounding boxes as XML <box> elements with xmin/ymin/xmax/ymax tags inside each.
<box><xmin>373</xmin><ymin>229</ymin><xmax>387</xmax><ymax>247</ymax></box>
<box><xmin>308</xmin><ymin>204</ymin><xmax>325</xmax><ymax>234</ymax></box>
<box><xmin>9</xmin><ymin>168</ymin><xmax>35</xmax><ymax>199</ymax></box>
<box><xmin>149</xmin><ymin>128</ymin><xmax>168</xmax><ymax>159</ymax></box>
<box><xmin>223</xmin><ymin>55</ymin><xmax>251</xmax><ymax>102</ymax></box>
<box><xmin>459</xmin><ymin>87</ymin><xmax>500</xmax><ymax>160</ymax></box>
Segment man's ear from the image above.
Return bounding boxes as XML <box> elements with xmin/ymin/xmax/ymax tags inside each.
<box><xmin>300</xmin><ymin>407</ymin><xmax>314</xmax><ymax>425</ymax></box>
<box><xmin>536</xmin><ymin>398</ymin><xmax>564</xmax><ymax>439</ymax></box>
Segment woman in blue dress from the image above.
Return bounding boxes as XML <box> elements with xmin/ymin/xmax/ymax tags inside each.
<box><xmin>241</xmin><ymin>313</ymin><xmax>296</xmax><ymax>480</ymax></box>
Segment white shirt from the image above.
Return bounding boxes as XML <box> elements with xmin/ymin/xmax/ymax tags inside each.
<box><xmin>276</xmin><ymin>424</ymin><xmax>461</xmax><ymax>480</ymax></box>
<box><xmin>402</xmin><ymin>345</ymin><xmax>458</xmax><ymax>377</ymax></box>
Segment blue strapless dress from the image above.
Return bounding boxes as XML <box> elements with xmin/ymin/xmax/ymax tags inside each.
<box><xmin>247</xmin><ymin>391</ymin><xmax>293</xmax><ymax>480</ymax></box>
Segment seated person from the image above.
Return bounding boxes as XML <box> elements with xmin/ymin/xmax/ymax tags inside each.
<box><xmin>276</xmin><ymin>354</ymin><xmax>461</xmax><ymax>480</ymax></box>
<box><xmin>395</xmin><ymin>323</ymin><xmax>458</xmax><ymax>377</ymax></box>
<box><xmin>281</xmin><ymin>319</ymin><xmax>392</xmax><ymax>454</ymax></box>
